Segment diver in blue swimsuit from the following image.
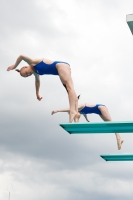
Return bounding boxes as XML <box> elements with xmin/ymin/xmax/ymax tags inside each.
<box><xmin>52</xmin><ymin>103</ymin><xmax>124</xmax><ymax>150</ymax></box>
<box><xmin>7</xmin><ymin>55</ymin><xmax>78</xmax><ymax>123</ymax></box>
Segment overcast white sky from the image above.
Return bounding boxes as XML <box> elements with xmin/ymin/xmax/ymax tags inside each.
<box><xmin>1</xmin><ymin>0</ymin><xmax>133</xmax><ymax>199</ymax></box>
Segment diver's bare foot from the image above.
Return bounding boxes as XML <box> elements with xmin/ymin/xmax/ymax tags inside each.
<box><xmin>117</xmin><ymin>138</ymin><xmax>124</xmax><ymax>150</ymax></box>
<box><xmin>74</xmin><ymin>113</ymin><xmax>81</xmax><ymax>123</ymax></box>
<box><xmin>69</xmin><ymin>112</ymin><xmax>77</xmax><ymax>123</ymax></box>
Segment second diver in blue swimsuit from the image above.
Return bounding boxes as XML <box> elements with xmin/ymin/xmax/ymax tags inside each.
<box><xmin>52</xmin><ymin>102</ymin><xmax>124</xmax><ymax>150</ymax></box>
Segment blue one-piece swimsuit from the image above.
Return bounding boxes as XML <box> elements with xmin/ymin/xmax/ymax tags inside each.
<box><xmin>34</xmin><ymin>60</ymin><xmax>70</xmax><ymax>75</ymax></box>
<box><xmin>79</xmin><ymin>104</ymin><xmax>105</xmax><ymax>115</ymax></box>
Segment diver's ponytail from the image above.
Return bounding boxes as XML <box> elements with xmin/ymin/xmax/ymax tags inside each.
<box><xmin>77</xmin><ymin>95</ymin><xmax>80</xmax><ymax>100</ymax></box>
<box><xmin>15</xmin><ymin>69</ymin><xmax>20</xmax><ymax>73</ymax></box>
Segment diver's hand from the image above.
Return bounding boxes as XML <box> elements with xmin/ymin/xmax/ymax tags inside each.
<box><xmin>36</xmin><ymin>94</ymin><xmax>43</xmax><ymax>101</ymax></box>
<box><xmin>51</xmin><ymin>110</ymin><xmax>57</xmax><ymax>115</ymax></box>
<box><xmin>7</xmin><ymin>65</ymin><xmax>15</xmax><ymax>71</ymax></box>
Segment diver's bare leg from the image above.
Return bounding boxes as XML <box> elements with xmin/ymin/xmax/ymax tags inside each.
<box><xmin>57</xmin><ymin>64</ymin><xmax>78</xmax><ymax>122</ymax></box>
<box><xmin>99</xmin><ymin>106</ymin><xmax>124</xmax><ymax>150</ymax></box>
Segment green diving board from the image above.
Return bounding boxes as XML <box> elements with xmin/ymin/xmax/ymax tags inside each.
<box><xmin>100</xmin><ymin>154</ymin><xmax>133</xmax><ymax>161</ymax></box>
<box><xmin>60</xmin><ymin>121</ymin><xmax>133</xmax><ymax>134</ymax></box>
<box><xmin>126</xmin><ymin>14</ymin><xmax>133</xmax><ymax>35</ymax></box>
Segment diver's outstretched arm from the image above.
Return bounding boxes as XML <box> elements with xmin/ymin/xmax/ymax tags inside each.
<box><xmin>7</xmin><ymin>55</ymin><xmax>34</xmax><ymax>71</ymax></box>
<box><xmin>51</xmin><ymin>108</ymin><xmax>70</xmax><ymax>115</ymax></box>
<box><xmin>7</xmin><ymin>55</ymin><xmax>42</xmax><ymax>71</ymax></box>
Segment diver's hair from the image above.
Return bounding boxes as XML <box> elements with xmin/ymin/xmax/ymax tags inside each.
<box><xmin>77</xmin><ymin>95</ymin><xmax>80</xmax><ymax>100</ymax></box>
<box><xmin>15</xmin><ymin>69</ymin><xmax>20</xmax><ymax>73</ymax></box>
